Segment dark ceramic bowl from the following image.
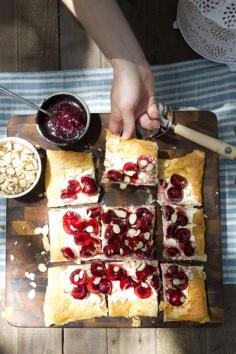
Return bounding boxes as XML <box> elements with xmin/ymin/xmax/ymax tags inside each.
<box><xmin>35</xmin><ymin>92</ymin><xmax>90</xmax><ymax>147</ymax></box>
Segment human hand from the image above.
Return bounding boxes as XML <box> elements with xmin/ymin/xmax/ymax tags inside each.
<box><xmin>109</xmin><ymin>60</ymin><xmax>159</xmax><ymax>139</ymax></box>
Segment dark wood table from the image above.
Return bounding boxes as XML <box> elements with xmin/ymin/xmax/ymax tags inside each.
<box><xmin>0</xmin><ymin>1</ymin><xmax>235</xmax><ymax>354</ymax></box>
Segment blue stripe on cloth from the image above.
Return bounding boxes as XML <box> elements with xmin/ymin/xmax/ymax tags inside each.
<box><xmin>0</xmin><ymin>58</ymin><xmax>235</xmax><ymax>287</ymax></box>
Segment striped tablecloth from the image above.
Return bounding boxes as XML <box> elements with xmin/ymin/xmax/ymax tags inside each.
<box><xmin>0</xmin><ymin>58</ymin><xmax>235</xmax><ymax>287</ymax></box>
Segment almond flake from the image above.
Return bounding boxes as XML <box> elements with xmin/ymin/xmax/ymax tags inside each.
<box><xmin>25</xmin><ymin>272</ymin><xmax>35</xmax><ymax>281</ymax></box>
<box><xmin>124</xmin><ymin>176</ymin><xmax>131</xmax><ymax>183</ymax></box>
<box><xmin>129</xmin><ymin>214</ymin><xmax>137</xmax><ymax>225</ymax></box>
<box><xmin>114</xmin><ymin>266</ymin><xmax>119</xmax><ymax>272</ymax></box>
<box><xmin>114</xmin><ymin>209</ymin><xmax>127</xmax><ymax>218</ymax></box>
<box><xmin>144</xmin><ymin>232</ymin><xmax>150</xmax><ymax>240</ymax></box>
<box><xmin>38</xmin><ymin>263</ymin><xmax>47</xmax><ymax>273</ymax></box>
<box><xmin>86</xmin><ymin>226</ymin><xmax>94</xmax><ymax>233</ymax></box>
<box><xmin>127</xmin><ymin>228</ymin><xmax>137</xmax><ymax>237</ymax></box>
<box><xmin>113</xmin><ymin>224</ymin><xmax>121</xmax><ymax>234</ymax></box>
<box><xmin>27</xmin><ymin>289</ymin><xmax>35</xmax><ymax>300</ymax></box>
<box><xmin>120</xmin><ymin>183</ymin><xmax>127</xmax><ymax>190</ymax></box>
<box><xmin>173</xmin><ymin>278</ymin><xmax>181</xmax><ymax>286</ymax></box>
<box><xmin>142</xmin><ymin>283</ymin><xmax>148</xmax><ymax>288</ymax></box>
<box><xmin>146</xmin><ymin>163</ymin><xmax>154</xmax><ymax>172</ymax></box>
<box><xmin>30</xmin><ymin>282</ymin><xmax>37</xmax><ymax>288</ymax></box>
<box><xmin>74</xmin><ymin>274</ymin><xmax>80</xmax><ymax>282</ymax></box>
<box><xmin>180</xmin><ymin>296</ymin><xmax>186</xmax><ymax>303</ymax></box>
<box><xmin>124</xmin><ymin>170</ymin><xmax>136</xmax><ymax>176</ymax></box>
<box><xmin>93</xmin><ymin>277</ymin><xmax>101</xmax><ymax>285</ymax></box>
<box><xmin>139</xmin><ymin>160</ymin><xmax>147</xmax><ymax>168</ymax></box>
<box><xmin>137</xmin><ymin>263</ymin><xmax>145</xmax><ymax>271</ymax></box>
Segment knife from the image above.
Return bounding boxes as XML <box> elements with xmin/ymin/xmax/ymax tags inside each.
<box><xmin>137</xmin><ymin>100</ymin><xmax>236</xmax><ymax>160</ymax></box>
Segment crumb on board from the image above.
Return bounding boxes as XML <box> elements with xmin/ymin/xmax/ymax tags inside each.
<box><xmin>10</xmin><ymin>254</ymin><xmax>14</xmax><ymax>261</ymax></box>
<box><xmin>38</xmin><ymin>263</ymin><xmax>47</xmax><ymax>273</ymax></box>
<box><xmin>41</xmin><ymin>250</ymin><xmax>46</xmax><ymax>255</ymax></box>
<box><xmin>1</xmin><ymin>306</ymin><xmax>13</xmax><ymax>320</ymax></box>
<box><xmin>27</xmin><ymin>242</ymin><xmax>31</xmax><ymax>247</ymax></box>
<box><xmin>27</xmin><ymin>289</ymin><xmax>35</xmax><ymax>300</ymax></box>
<box><xmin>42</xmin><ymin>234</ymin><xmax>50</xmax><ymax>252</ymax></box>
<box><xmin>204</xmin><ymin>214</ymin><xmax>208</xmax><ymax>219</ymax></box>
<box><xmin>25</xmin><ymin>272</ymin><xmax>35</xmax><ymax>281</ymax></box>
<box><xmin>14</xmin><ymin>240</ymin><xmax>18</xmax><ymax>245</ymax></box>
<box><xmin>120</xmin><ymin>183</ymin><xmax>127</xmax><ymax>190</ymax></box>
<box><xmin>132</xmin><ymin>316</ymin><xmax>141</xmax><ymax>327</ymax></box>
<box><xmin>30</xmin><ymin>281</ymin><xmax>36</xmax><ymax>288</ymax></box>
<box><xmin>34</xmin><ymin>224</ymin><xmax>48</xmax><ymax>237</ymax></box>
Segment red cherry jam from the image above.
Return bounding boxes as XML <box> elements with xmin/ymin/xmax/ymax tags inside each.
<box><xmin>45</xmin><ymin>100</ymin><xmax>87</xmax><ymax>142</ymax></box>
<box><xmin>61</xmin><ymin>180</ymin><xmax>81</xmax><ymax>200</ymax></box>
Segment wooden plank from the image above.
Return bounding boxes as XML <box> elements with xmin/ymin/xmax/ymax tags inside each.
<box><xmin>0</xmin><ymin>0</ymin><xmax>17</xmax><ymax>71</ymax></box>
<box><xmin>17</xmin><ymin>0</ymin><xmax>59</xmax><ymax>71</ymax></box>
<box><xmin>145</xmin><ymin>0</ymin><xmax>200</xmax><ymax>64</ymax></box>
<box><xmin>17</xmin><ymin>328</ymin><xmax>62</xmax><ymax>354</ymax></box>
<box><xmin>108</xmin><ymin>329</ymin><xmax>157</xmax><ymax>354</ymax></box>
<box><xmin>59</xmin><ymin>2</ymin><xmax>101</xmax><ymax>69</ymax></box>
<box><xmin>64</xmin><ymin>329</ymin><xmax>107</xmax><ymax>354</ymax></box>
<box><xmin>155</xmin><ymin>328</ymin><xmax>206</xmax><ymax>354</ymax></box>
<box><xmin>0</xmin><ymin>290</ymin><xmax>17</xmax><ymax>354</ymax></box>
<box><xmin>206</xmin><ymin>285</ymin><xmax>236</xmax><ymax>354</ymax></box>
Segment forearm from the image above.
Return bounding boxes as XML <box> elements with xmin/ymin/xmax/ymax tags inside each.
<box><xmin>62</xmin><ymin>0</ymin><xmax>148</xmax><ymax>69</ymax></box>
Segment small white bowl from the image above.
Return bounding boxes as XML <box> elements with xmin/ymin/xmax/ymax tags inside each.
<box><xmin>0</xmin><ymin>137</ymin><xmax>42</xmax><ymax>199</ymax></box>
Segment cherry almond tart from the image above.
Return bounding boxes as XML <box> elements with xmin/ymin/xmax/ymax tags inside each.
<box><xmin>102</xmin><ymin>130</ymin><xmax>158</xmax><ymax>187</ymax></box>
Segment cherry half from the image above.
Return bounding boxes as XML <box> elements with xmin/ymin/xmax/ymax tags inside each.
<box><xmin>170</xmin><ymin>174</ymin><xmax>188</xmax><ymax>188</ymax></box>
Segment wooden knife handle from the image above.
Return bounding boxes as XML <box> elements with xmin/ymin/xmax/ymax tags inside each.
<box><xmin>174</xmin><ymin>123</ymin><xmax>236</xmax><ymax>160</ymax></box>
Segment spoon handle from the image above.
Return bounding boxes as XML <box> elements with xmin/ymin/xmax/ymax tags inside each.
<box><xmin>0</xmin><ymin>85</ymin><xmax>48</xmax><ymax>115</ymax></box>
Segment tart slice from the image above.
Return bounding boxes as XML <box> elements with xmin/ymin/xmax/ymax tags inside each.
<box><xmin>49</xmin><ymin>206</ymin><xmax>103</xmax><ymax>262</ymax></box>
<box><xmin>157</xmin><ymin>150</ymin><xmax>205</xmax><ymax>206</ymax></box>
<box><xmin>46</xmin><ymin>150</ymin><xmax>99</xmax><ymax>207</ymax></box>
<box><xmin>44</xmin><ymin>263</ymin><xmax>107</xmax><ymax>326</ymax></box>
<box><xmin>162</xmin><ymin>205</ymin><xmax>206</xmax><ymax>261</ymax></box>
<box><xmin>101</xmin><ymin>205</ymin><xmax>155</xmax><ymax>260</ymax></box>
<box><xmin>102</xmin><ymin>130</ymin><xmax>158</xmax><ymax>187</ymax></box>
<box><xmin>161</xmin><ymin>263</ymin><xmax>209</xmax><ymax>323</ymax></box>
<box><xmin>107</xmin><ymin>261</ymin><xmax>160</xmax><ymax>317</ymax></box>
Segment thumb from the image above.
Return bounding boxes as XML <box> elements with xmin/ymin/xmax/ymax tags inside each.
<box><xmin>147</xmin><ymin>101</ymin><xmax>159</xmax><ymax>120</ymax></box>
<box><xmin>122</xmin><ymin>111</ymin><xmax>136</xmax><ymax>139</ymax></box>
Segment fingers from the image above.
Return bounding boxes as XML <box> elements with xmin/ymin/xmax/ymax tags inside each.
<box><xmin>147</xmin><ymin>98</ymin><xmax>159</xmax><ymax>120</ymax></box>
<box><xmin>122</xmin><ymin>110</ymin><xmax>136</xmax><ymax>139</ymax></box>
<box><xmin>139</xmin><ymin>113</ymin><xmax>159</xmax><ymax>130</ymax></box>
<box><xmin>109</xmin><ymin>114</ymin><xmax>123</xmax><ymax>136</ymax></box>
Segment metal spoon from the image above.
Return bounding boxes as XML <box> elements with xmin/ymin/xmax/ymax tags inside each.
<box><xmin>0</xmin><ymin>85</ymin><xmax>49</xmax><ymax>115</ymax></box>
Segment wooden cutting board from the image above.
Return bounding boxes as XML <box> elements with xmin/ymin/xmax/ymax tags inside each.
<box><xmin>6</xmin><ymin>111</ymin><xmax>224</xmax><ymax>327</ymax></box>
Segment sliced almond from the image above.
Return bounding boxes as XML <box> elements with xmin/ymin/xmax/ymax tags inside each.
<box><xmin>125</xmin><ymin>170</ymin><xmax>136</xmax><ymax>176</ymax></box>
<box><xmin>113</xmin><ymin>224</ymin><xmax>121</xmax><ymax>234</ymax></box>
<box><xmin>86</xmin><ymin>226</ymin><xmax>94</xmax><ymax>233</ymax></box>
<box><xmin>127</xmin><ymin>228</ymin><xmax>137</xmax><ymax>237</ymax></box>
<box><xmin>144</xmin><ymin>232</ymin><xmax>150</xmax><ymax>240</ymax></box>
<box><xmin>114</xmin><ymin>209</ymin><xmax>127</xmax><ymax>218</ymax></box>
<box><xmin>129</xmin><ymin>213</ymin><xmax>137</xmax><ymax>225</ymax></box>
<box><xmin>139</xmin><ymin>160</ymin><xmax>147</xmax><ymax>168</ymax></box>
<box><xmin>146</xmin><ymin>163</ymin><xmax>154</xmax><ymax>172</ymax></box>
<box><xmin>93</xmin><ymin>277</ymin><xmax>101</xmax><ymax>285</ymax></box>
<box><xmin>124</xmin><ymin>176</ymin><xmax>131</xmax><ymax>183</ymax></box>
<box><xmin>120</xmin><ymin>183</ymin><xmax>127</xmax><ymax>190</ymax></box>
<box><xmin>173</xmin><ymin>278</ymin><xmax>181</xmax><ymax>286</ymax></box>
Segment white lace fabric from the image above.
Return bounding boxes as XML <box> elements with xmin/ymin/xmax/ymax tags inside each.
<box><xmin>177</xmin><ymin>0</ymin><xmax>236</xmax><ymax>71</ymax></box>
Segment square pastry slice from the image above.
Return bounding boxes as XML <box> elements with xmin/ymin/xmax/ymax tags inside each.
<box><xmin>107</xmin><ymin>261</ymin><xmax>160</xmax><ymax>317</ymax></box>
<box><xmin>102</xmin><ymin>130</ymin><xmax>158</xmax><ymax>187</ymax></box>
<box><xmin>161</xmin><ymin>263</ymin><xmax>209</xmax><ymax>323</ymax></box>
<box><xmin>49</xmin><ymin>205</ymin><xmax>103</xmax><ymax>262</ymax></box>
<box><xmin>101</xmin><ymin>205</ymin><xmax>155</xmax><ymax>260</ymax></box>
<box><xmin>44</xmin><ymin>264</ymin><xmax>107</xmax><ymax>326</ymax></box>
<box><xmin>157</xmin><ymin>150</ymin><xmax>205</xmax><ymax>206</ymax></box>
<box><xmin>162</xmin><ymin>205</ymin><xmax>206</xmax><ymax>261</ymax></box>
<box><xmin>45</xmin><ymin>150</ymin><xmax>99</xmax><ymax>207</ymax></box>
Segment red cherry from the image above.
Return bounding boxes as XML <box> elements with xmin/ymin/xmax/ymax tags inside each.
<box><xmin>170</xmin><ymin>174</ymin><xmax>188</xmax><ymax>188</ymax></box>
<box><xmin>61</xmin><ymin>247</ymin><xmax>75</xmax><ymax>260</ymax></box>
<box><xmin>134</xmin><ymin>283</ymin><xmax>152</xmax><ymax>299</ymax></box>
<box><xmin>91</xmin><ymin>261</ymin><xmax>106</xmax><ymax>277</ymax></box>
<box><xmin>166</xmin><ymin>224</ymin><xmax>178</xmax><ymax>238</ymax></box>
<box><xmin>166</xmin><ymin>289</ymin><xmax>186</xmax><ymax>306</ymax></box>
<box><xmin>162</xmin><ymin>205</ymin><xmax>175</xmax><ymax>221</ymax></box>
<box><xmin>151</xmin><ymin>275</ymin><xmax>161</xmax><ymax>290</ymax></box>
<box><xmin>71</xmin><ymin>285</ymin><xmax>88</xmax><ymax>300</ymax></box>
<box><xmin>87</xmin><ymin>277</ymin><xmax>100</xmax><ymax>294</ymax></box>
<box><xmin>70</xmin><ymin>269</ymin><xmax>87</xmax><ymax>285</ymax></box>
<box><xmin>111</xmin><ymin>218</ymin><xmax>127</xmax><ymax>233</ymax></box>
<box><xmin>137</xmin><ymin>155</ymin><xmax>153</xmax><ymax>171</ymax></box>
<box><xmin>136</xmin><ymin>207</ymin><xmax>153</xmax><ymax>219</ymax></box>
<box><xmin>128</xmin><ymin>237</ymin><xmax>140</xmax><ymax>249</ymax></box>
<box><xmin>101</xmin><ymin>210</ymin><xmax>115</xmax><ymax>224</ymax></box>
<box><xmin>171</xmin><ymin>271</ymin><xmax>189</xmax><ymax>290</ymax></box>
<box><xmin>107</xmin><ymin>169</ymin><xmax>124</xmax><ymax>182</ymax></box>
<box><xmin>106</xmin><ymin>264</ymin><xmax>127</xmax><ymax>281</ymax></box>
<box><xmin>85</xmin><ymin>218</ymin><xmax>99</xmax><ymax>235</ymax></box>
<box><xmin>80</xmin><ymin>242</ymin><xmax>99</xmax><ymax>257</ymax></box>
<box><xmin>81</xmin><ymin>176</ymin><xmax>98</xmax><ymax>195</ymax></box>
<box><xmin>74</xmin><ymin>219</ymin><xmax>87</xmax><ymax>232</ymax></box>
<box><xmin>104</xmin><ymin>225</ymin><xmax>116</xmax><ymax>241</ymax></box>
<box><xmin>136</xmin><ymin>264</ymin><xmax>155</xmax><ymax>281</ymax></box>
<box><xmin>123</xmin><ymin>162</ymin><xmax>138</xmax><ymax>176</ymax></box>
<box><xmin>103</xmin><ymin>242</ymin><xmax>119</xmax><ymax>257</ymax></box>
<box><xmin>166</xmin><ymin>265</ymin><xmax>179</xmax><ymax>276</ymax></box>
<box><xmin>182</xmin><ymin>241</ymin><xmax>195</xmax><ymax>257</ymax></box>
<box><xmin>120</xmin><ymin>276</ymin><xmax>137</xmax><ymax>290</ymax></box>
<box><xmin>167</xmin><ymin>186</ymin><xmax>183</xmax><ymax>203</ymax></box>
<box><xmin>74</xmin><ymin>232</ymin><xmax>98</xmax><ymax>246</ymax></box>
<box><xmin>63</xmin><ymin>211</ymin><xmax>81</xmax><ymax>235</ymax></box>
<box><xmin>99</xmin><ymin>278</ymin><xmax>112</xmax><ymax>294</ymax></box>
<box><xmin>165</xmin><ymin>246</ymin><xmax>180</xmax><ymax>257</ymax></box>
<box><xmin>175</xmin><ymin>228</ymin><xmax>191</xmax><ymax>243</ymax></box>
<box><xmin>86</xmin><ymin>206</ymin><xmax>102</xmax><ymax>218</ymax></box>
<box><xmin>61</xmin><ymin>180</ymin><xmax>81</xmax><ymax>200</ymax></box>
<box><xmin>176</xmin><ymin>211</ymin><xmax>188</xmax><ymax>226</ymax></box>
